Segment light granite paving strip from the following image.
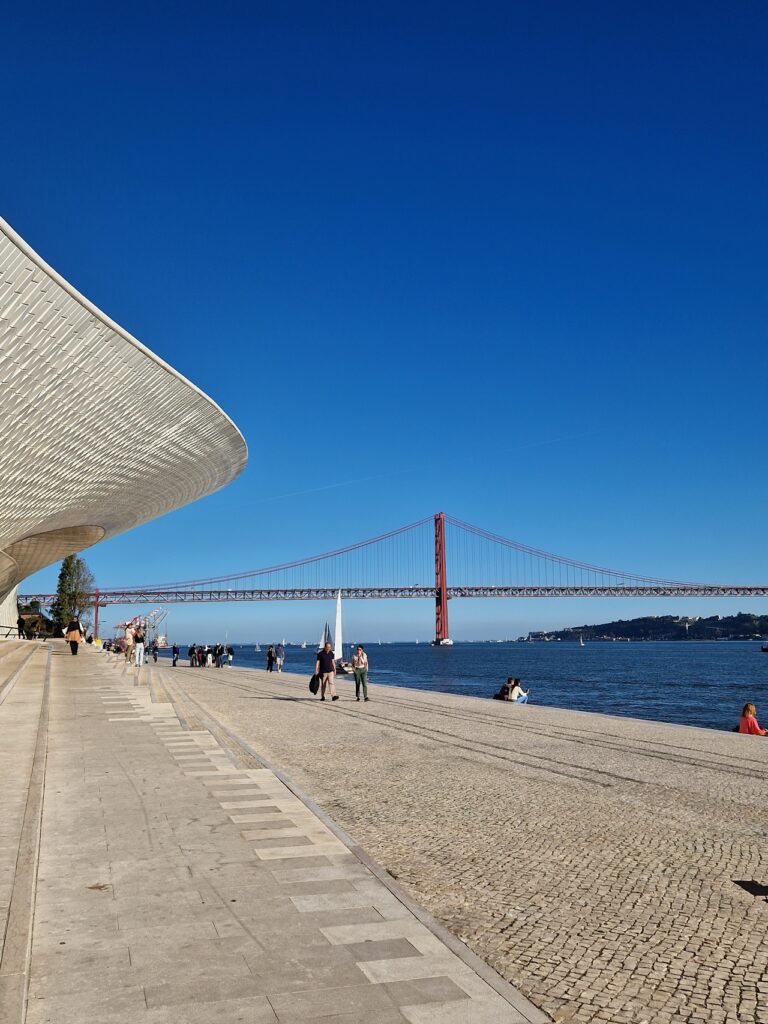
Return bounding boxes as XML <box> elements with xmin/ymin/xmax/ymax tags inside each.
<box><xmin>9</xmin><ymin>647</ymin><xmax>545</xmax><ymax>1024</ymax></box>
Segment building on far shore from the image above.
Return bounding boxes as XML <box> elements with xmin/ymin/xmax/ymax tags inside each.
<box><xmin>0</xmin><ymin>215</ymin><xmax>247</xmax><ymax>628</ymax></box>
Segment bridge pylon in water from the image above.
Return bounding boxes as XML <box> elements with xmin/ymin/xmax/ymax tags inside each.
<box><xmin>434</xmin><ymin>512</ymin><xmax>449</xmax><ymax>644</ymax></box>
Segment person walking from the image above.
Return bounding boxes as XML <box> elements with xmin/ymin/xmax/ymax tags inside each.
<box><xmin>352</xmin><ymin>645</ymin><xmax>369</xmax><ymax>701</ymax></box>
<box><xmin>124</xmin><ymin>623</ymin><xmax>134</xmax><ymax>663</ymax></box>
<box><xmin>266</xmin><ymin>645</ymin><xmax>276</xmax><ymax>672</ymax></box>
<box><xmin>17</xmin><ymin>614</ymin><xmax>26</xmax><ymax>639</ymax></box>
<box><xmin>172</xmin><ymin>643</ymin><xmax>179</xmax><ymax>667</ymax></box>
<box><xmin>226</xmin><ymin>644</ymin><xmax>234</xmax><ymax>666</ymax></box>
<box><xmin>314</xmin><ymin>641</ymin><xmax>338</xmax><ymax>701</ymax></box>
<box><xmin>134</xmin><ymin>626</ymin><xmax>146</xmax><ymax>667</ymax></box>
<box><xmin>188</xmin><ymin>643</ymin><xmax>196</xmax><ymax>667</ymax></box>
<box><xmin>65</xmin><ymin>618</ymin><xmax>83</xmax><ymax>655</ymax></box>
<box><xmin>276</xmin><ymin>642</ymin><xmax>285</xmax><ymax>672</ymax></box>
<box><xmin>151</xmin><ymin>640</ymin><xmax>159</xmax><ymax>663</ymax></box>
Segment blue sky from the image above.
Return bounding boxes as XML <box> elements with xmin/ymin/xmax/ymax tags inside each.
<box><xmin>5</xmin><ymin>1</ymin><xmax>768</xmax><ymax>641</ymax></box>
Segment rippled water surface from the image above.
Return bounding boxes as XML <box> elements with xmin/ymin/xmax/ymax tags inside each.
<box><xmin>161</xmin><ymin>640</ymin><xmax>768</xmax><ymax>733</ymax></box>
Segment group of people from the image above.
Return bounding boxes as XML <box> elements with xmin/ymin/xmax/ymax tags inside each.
<box><xmin>120</xmin><ymin>623</ymin><xmax>153</xmax><ymax>666</ymax></box>
<box><xmin>266</xmin><ymin>643</ymin><xmax>285</xmax><ymax>672</ymax></box>
<box><xmin>312</xmin><ymin>642</ymin><xmax>370</xmax><ymax>702</ymax></box>
<box><xmin>187</xmin><ymin>643</ymin><xmax>234</xmax><ymax>668</ymax></box>
<box><xmin>493</xmin><ymin>677</ymin><xmax>530</xmax><ymax>703</ymax></box>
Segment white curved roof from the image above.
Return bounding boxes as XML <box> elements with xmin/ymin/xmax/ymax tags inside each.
<box><xmin>0</xmin><ymin>215</ymin><xmax>248</xmax><ymax>618</ymax></box>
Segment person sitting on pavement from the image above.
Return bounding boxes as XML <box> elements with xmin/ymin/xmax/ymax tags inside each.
<box><xmin>508</xmin><ymin>678</ymin><xmax>530</xmax><ymax>703</ymax></box>
<box><xmin>738</xmin><ymin>703</ymin><xmax>767</xmax><ymax>736</ymax></box>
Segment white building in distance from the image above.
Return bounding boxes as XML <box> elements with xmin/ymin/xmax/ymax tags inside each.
<box><xmin>0</xmin><ymin>215</ymin><xmax>247</xmax><ymax>627</ymax></box>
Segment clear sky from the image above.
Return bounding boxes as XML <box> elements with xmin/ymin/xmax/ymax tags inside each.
<box><xmin>5</xmin><ymin>1</ymin><xmax>767</xmax><ymax>641</ymax></box>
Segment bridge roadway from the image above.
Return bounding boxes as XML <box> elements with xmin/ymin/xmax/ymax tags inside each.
<box><xmin>18</xmin><ymin>584</ymin><xmax>768</xmax><ymax>605</ymax></box>
<box><xmin>164</xmin><ymin>662</ymin><xmax>768</xmax><ymax>1024</ymax></box>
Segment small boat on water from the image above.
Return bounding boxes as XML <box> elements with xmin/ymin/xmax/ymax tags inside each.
<box><xmin>761</xmin><ymin>645</ymin><xmax>768</xmax><ymax>653</ymax></box>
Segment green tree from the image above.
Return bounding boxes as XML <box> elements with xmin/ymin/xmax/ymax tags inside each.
<box><xmin>51</xmin><ymin>555</ymin><xmax>95</xmax><ymax>634</ymax></box>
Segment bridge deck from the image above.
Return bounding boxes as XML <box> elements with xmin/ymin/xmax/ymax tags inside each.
<box><xmin>167</xmin><ymin>662</ymin><xmax>768</xmax><ymax>1024</ymax></box>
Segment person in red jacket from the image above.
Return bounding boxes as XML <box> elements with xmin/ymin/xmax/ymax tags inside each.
<box><xmin>738</xmin><ymin>703</ymin><xmax>767</xmax><ymax>735</ymax></box>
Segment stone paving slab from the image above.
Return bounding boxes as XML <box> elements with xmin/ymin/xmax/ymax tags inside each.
<box><xmin>1</xmin><ymin>646</ymin><xmax>544</xmax><ymax>1023</ymax></box>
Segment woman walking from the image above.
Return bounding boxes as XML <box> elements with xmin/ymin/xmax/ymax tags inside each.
<box><xmin>133</xmin><ymin>626</ymin><xmax>146</xmax><ymax>667</ymax></box>
<box><xmin>65</xmin><ymin>618</ymin><xmax>83</xmax><ymax>656</ymax></box>
<box><xmin>352</xmin><ymin>645</ymin><xmax>370</xmax><ymax>701</ymax></box>
<box><xmin>266</xmin><ymin>645</ymin><xmax>276</xmax><ymax>672</ymax></box>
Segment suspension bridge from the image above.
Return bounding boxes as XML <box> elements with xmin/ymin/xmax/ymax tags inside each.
<box><xmin>19</xmin><ymin>513</ymin><xmax>768</xmax><ymax>642</ymax></box>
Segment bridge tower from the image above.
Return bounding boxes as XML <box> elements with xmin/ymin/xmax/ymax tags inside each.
<box><xmin>434</xmin><ymin>512</ymin><xmax>449</xmax><ymax>643</ymax></box>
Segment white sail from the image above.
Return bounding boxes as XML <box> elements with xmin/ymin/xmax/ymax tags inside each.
<box><xmin>334</xmin><ymin>590</ymin><xmax>343</xmax><ymax>663</ymax></box>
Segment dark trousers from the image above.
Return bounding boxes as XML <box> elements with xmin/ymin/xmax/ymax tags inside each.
<box><xmin>354</xmin><ymin>669</ymin><xmax>369</xmax><ymax>699</ymax></box>
<box><xmin>69</xmin><ymin>641</ymin><xmax>79</xmax><ymax>655</ymax></box>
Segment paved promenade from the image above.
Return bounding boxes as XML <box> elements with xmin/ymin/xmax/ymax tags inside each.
<box><xmin>0</xmin><ymin>643</ymin><xmax>544</xmax><ymax>1024</ymax></box>
<box><xmin>165</xmin><ymin>662</ymin><xmax>768</xmax><ymax>1024</ymax></box>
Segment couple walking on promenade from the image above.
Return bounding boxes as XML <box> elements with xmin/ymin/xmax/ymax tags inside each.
<box><xmin>313</xmin><ymin>642</ymin><xmax>370</xmax><ymax>701</ymax></box>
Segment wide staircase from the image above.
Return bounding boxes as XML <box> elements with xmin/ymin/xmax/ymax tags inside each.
<box><xmin>0</xmin><ymin>640</ymin><xmax>50</xmax><ymax>1019</ymax></box>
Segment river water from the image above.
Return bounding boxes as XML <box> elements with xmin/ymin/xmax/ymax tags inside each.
<box><xmin>159</xmin><ymin>640</ymin><xmax>768</xmax><ymax>733</ymax></box>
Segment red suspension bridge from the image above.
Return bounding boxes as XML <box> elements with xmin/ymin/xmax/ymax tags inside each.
<box><xmin>19</xmin><ymin>513</ymin><xmax>768</xmax><ymax>642</ymax></box>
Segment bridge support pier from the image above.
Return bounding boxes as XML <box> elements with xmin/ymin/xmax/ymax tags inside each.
<box><xmin>434</xmin><ymin>512</ymin><xmax>449</xmax><ymax>644</ymax></box>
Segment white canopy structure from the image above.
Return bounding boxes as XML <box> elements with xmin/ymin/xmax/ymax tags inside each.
<box><xmin>0</xmin><ymin>215</ymin><xmax>248</xmax><ymax>626</ymax></box>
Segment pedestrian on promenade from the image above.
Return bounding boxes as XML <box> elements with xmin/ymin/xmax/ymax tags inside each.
<box><xmin>172</xmin><ymin>643</ymin><xmax>179</xmax><ymax>667</ymax></box>
<box><xmin>151</xmin><ymin>640</ymin><xmax>159</xmax><ymax>663</ymax></box>
<box><xmin>134</xmin><ymin>626</ymin><xmax>146</xmax><ymax>667</ymax></box>
<box><xmin>276</xmin><ymin>642</ymin><xmax>285</xmax><ymax>672</ymax></box>
<box><xmin>188</xmin><ymin>643</ymin><xmax>196</xmax><ymax>667</ymax></box>
<box><xmin>65</xmin><ymin>618</ymin><xmax>83</xmax><ymax>656</ymax></box>
<box><xmin>266</xmin><ymin>645</ymin><xmax>276</xmax><ymax>672</ymax></box>
<box><xmin>315</xmin><ymin>641</ymin><xmax>338</xmax><ymax>701</ymax></box>
<box><xmin>17</xmin><ymin>614</ymin><xmax>26</xmax><ymax>639</ymax></box>
<box><xmin>738</xmin><ymin>703</ymin><xmax>767</xmax><ymax>736</ymax></box>
<box><xmin>352</xmin><ymin>644</ymin><xmax>369</xmax><ymax>701</ymax></box>
<box><xmin>124</xmin><ymin>624</ymin><xmax>134</xmax><ymax>663</ymax></box>
<box><xmin>226</xmin><ymin>644</ymin><xmax>234</xmax><ymax>666</ymax></box>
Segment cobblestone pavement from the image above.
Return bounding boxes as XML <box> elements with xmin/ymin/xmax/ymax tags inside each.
<box><xmin>172</xmin><ymin>665</ymin><xmax>768</xmax><ymax>1024</ymax></box>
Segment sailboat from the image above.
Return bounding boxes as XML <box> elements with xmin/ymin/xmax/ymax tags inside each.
<box><xmin>334</xmin><ymin>590</ymin><xmax>353</xmax><ymax>674</ymax></box>
<box><xmin>320</xmin><ymin>622</ymin><xmax>332</xmax><ymax>650</ymax></box>
<box><xmin>255</xmin><ymin>642</ymin><xmax>261</xmax><ymax>653</ymax></box>
<box><xmin>579</xmin><ymin>635</ymin><xmax>585</xmax><ymax>648</ymax></box>
<box><xmin>300</xmin><ymin>640</ymin><xmax>307</xmax><ymax>649</ymax></box>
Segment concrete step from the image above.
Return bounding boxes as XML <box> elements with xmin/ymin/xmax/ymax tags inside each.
<box><xmin>0</xmin><ymin>643</ymin><xmax>50</xmax><ymax>1022</ymax></box>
